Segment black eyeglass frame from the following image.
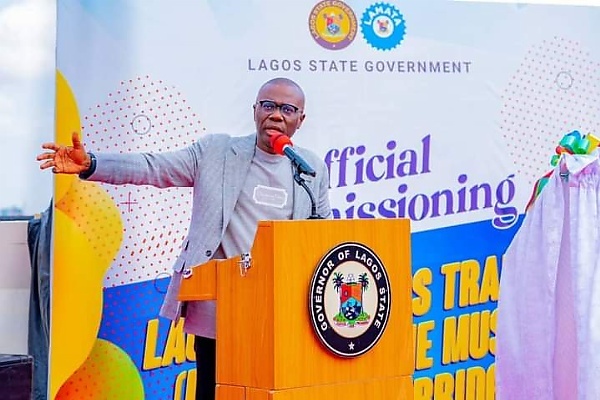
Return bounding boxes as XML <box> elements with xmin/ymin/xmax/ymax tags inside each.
<box><xmin>256</xmin><ymin>100</ymin><xmax>303</xmax><ymax>117</ymax></box>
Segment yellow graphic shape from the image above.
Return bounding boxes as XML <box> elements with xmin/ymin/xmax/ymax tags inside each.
<box><xmin>56</xmin><ymin>339</ymin><xmax>144</xmax><ymax>400</ymax></box>
<box><xmin>54</xmin><ymin>70</ymin><xmax>82</xmax><ymax>201</ymax></box>
<box><xmin>51</xmin><ymin>70</ymin><xmax>124</xmax><ymax>399</ymax></box>
<box><xmin>55</xmin><ymin>180</ymin><xmax>123</xmax><ymax>265</ymax></box>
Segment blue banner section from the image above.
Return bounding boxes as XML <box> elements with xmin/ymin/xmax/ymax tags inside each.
<box><xmin>413</xmin><ymin>216</ymin><xmax>523</xmax><ymax>375</ymax></box>
<box><xmin>98</xmin><ymin>279</ymin><xmax>195</xmax><ymax>399</ymax></box>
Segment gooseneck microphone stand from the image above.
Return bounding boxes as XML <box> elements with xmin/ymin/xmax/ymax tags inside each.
<box><xmin>291</xmin><ymin>161</ymin><xmax>324</xmax><ymax>220</ymax></box>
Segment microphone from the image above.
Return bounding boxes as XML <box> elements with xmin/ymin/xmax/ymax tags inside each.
<box><xmin>270</xmin><ymin>134</ymin><xmax>316</xmax><ymax>177</ymax></box>
<box><xmin>269</xmin><ymin>133</ymin><xmax>323</xmax><ymax>219</ymax></box>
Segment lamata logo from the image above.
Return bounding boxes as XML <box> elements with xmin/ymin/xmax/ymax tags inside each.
<box><xmin>360</xmin><ymin>2</ymin><xmax>407</xmax><ymax>51</ymax></box>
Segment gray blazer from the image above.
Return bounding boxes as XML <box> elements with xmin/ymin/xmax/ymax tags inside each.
<box><xmin>88</xmin><ymin>133</ymin><xmax>332</xmax><ymax>272</ymax></box>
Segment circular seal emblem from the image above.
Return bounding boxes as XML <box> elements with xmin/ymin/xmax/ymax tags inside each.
<box><xmin>308</xmin><ymin>1</ymin><xmax>358</xmax><ymax>50</ymax></box>
<box><xmin>360</xmin><ymin>2</ymin><xmax>406</xmax><ymax>51</ymax></box>
<box><xmin>309</xmin><ymin>242</ymin><xmax>391</xmax><ymax>357</ymax></box>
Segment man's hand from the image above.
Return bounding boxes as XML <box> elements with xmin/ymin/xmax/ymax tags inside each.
<box><xmin>36</xmin><ymin>132</ymin><xmax>91</xmax><ymax>174</ymax></box>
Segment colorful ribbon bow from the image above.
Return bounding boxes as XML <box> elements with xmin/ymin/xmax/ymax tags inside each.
<box><xmin>527</xmin><ymin>130</ymin><xmax>599</xmax><ymax>211</ymax></box>
<box><xmin>551</xmin><ymin>130</ymin><xmax>599</xmax><ymax>166</ymax></box>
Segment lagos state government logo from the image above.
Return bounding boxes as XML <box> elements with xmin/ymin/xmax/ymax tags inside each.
<box><xmin>308</xmin><ymin>1</ymin><xmax>358</xmax><ymax>50</ymax></box>
<box><xmin>361</xmin><ymin>2</ymin><xmax>406</xmax><ymax>51</ymax></box>
<box><xmin>309</xmin><ymin>242</ymin><xmax>391</xmax><ymax>357</ymax></box>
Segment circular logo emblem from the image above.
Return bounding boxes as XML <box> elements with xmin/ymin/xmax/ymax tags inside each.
<box><xmin>308</xmin><ymin>1</ymin><xmax>358</xmax><ymax>50</ymax></box>
<box><xmin>360</xmin><ymin>3</ymin><xmax>406</xmax><ymax>51</ymax></box>
<box><xmin>309</xmin><ymin>242</ymin><xmax>391</xmax><ymax>357</ymax></box>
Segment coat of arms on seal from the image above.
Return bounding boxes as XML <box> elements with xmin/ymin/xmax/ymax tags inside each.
<box><xmin>309</xmin><ymin>242</ymin><xmax>391</xmax><ymax>357</ymax></box>
<box><xmin>333</xmin><ymin>272</ymin><xmax>371</xmax><ymax>326</ymax></box>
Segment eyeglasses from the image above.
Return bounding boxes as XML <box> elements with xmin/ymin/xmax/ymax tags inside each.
<box><xmin>256</xmin><ymin>100</ymin><xmax>302</xmax><ymax>117</ymax></box>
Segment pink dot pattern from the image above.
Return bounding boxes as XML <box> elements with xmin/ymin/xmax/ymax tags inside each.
<box><xmin>501</xmin><ymin>37</ymin><xmax>600</xmax><ymax>187</ymax></box>
<box><xmin>83</xmin><ymin>75</ymin><xmax>207</xmax><ymax>287</ymax></box>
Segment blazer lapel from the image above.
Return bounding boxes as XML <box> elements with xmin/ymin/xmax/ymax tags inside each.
<box><xmin>222</xmin><ymin>134</ymin><xmax>256</xmax><ymax>235</ymax></box>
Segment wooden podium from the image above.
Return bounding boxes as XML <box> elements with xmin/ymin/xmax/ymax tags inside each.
<box><xmin>179</xmin><ymin>219</ymin><xmax>414</xmax><ymax>399</ymax></box>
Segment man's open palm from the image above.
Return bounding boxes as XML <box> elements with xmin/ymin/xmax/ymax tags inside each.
<box><xmin>37</xmin><ymin>132</ymin><xmax>91</xmax><ymax>174</ymax></box>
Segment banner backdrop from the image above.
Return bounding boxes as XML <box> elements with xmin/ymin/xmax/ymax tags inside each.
<box><xmin>51</xmin><ymin>0</ymin><xmax>600</xmax><ymax>399</ymax></box>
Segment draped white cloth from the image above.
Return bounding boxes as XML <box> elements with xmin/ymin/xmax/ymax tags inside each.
<box><xmin>496</xmin><ymin>154</ymin><xmax>600</xmax><ymax>400</ymax></box>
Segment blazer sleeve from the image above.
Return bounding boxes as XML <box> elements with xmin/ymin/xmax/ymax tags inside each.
<box><xmin>84</xmin><ymin>136</ymin><xmax>215</xmax><ymax>188</ymax></box>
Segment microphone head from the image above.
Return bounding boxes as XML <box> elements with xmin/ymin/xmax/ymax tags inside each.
<box><xmin>270</xmin><ymin>134</ymin><xmax>292</xmax><ymax>155</ymax></box>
